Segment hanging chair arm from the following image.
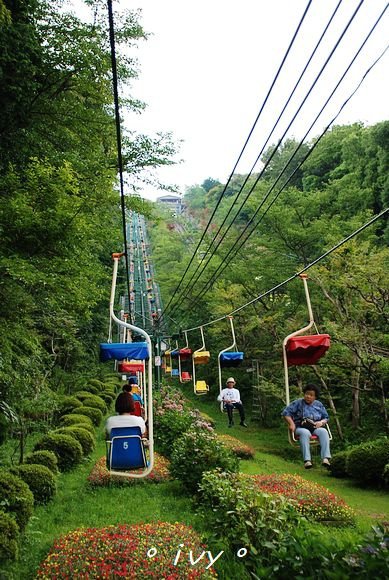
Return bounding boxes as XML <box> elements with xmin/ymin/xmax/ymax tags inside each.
<box><xmin>110</xmin><ymin>253</ymin><xmax>154</xmax><ymax>477</ymax></box>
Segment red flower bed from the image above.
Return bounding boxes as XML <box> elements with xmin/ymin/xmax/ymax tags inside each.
<box><xmin>251</xmin><ymin>473</ymin><xmax>355</xmax><ymax>526</ymax></box>
<box><xmin>37</xmin><ymin>522</ymin><xmax>217</xmax><ymax>578</ymax></box>
<box><xmin>218</xmin><ymin>434</ymin><xmax>255</xmax><ymax>459</ymax></box>
<box><xmin>88</xmin><ymin>453</ymin><xmax>171</xmax><ymax>487</ymax></box>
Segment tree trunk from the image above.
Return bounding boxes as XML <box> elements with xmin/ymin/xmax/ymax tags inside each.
<box><xmin>379</xmin><ymin>379</ymin><xmax>389</xmax><ymax>434</ymax></box>
<box><xmin>351</xmin><ymin>354</ymin><xmax>361</xmax><ymax>429</ymax></box>
<box><xmin>312</xmin><ymin>366</ymin><xmax>344</xmax><ymax>440</ymax></box>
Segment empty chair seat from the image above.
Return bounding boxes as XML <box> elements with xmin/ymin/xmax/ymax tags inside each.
<box><xmin>181</xmin><ymin>371</ymin><xmax>191</xmax><ymax>381</ymax></box>
<box><xmin>195</xmin><ymin>380</ymin><xmax>209</xmax><ymax>395</ymax></box>
<box><xmin>193</xmin><ymin>351</ymin><xmax>211</xmax><ymax>365</ymax></box>
<box><xmin>220</xmin><ymin>351</ymin><xmax>244</xmax><ymax>368</ymax></box>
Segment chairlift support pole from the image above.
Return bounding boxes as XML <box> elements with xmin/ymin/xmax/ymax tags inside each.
<box><xmin>109</xmin><ymin>253</ymin><xmax>154</xmax><ymax>477</ymax></box>
<box><xmin>218</xmin><ymin>316</ymin><xmax>237</xmax><ymax>410</ymax></box>
<box><xmin>283</xmin><ymin>274</ymin><xmax>314</xmax><ymax>406</ymax></box>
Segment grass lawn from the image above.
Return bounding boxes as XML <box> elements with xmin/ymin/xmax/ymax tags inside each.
<box><xmin>2</xmin><ymin>383</ymin><xmax>388</xmax><ymax>578</ymax></box>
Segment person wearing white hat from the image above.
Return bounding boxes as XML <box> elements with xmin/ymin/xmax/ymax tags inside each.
<box><xmin>217</xmin><ymin>377</ymin><xmax>248</xmax><ymax>428</ymax></box>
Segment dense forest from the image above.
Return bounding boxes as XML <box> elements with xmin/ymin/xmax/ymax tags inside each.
<box><xmin>149</xmin><ymin>121</ymin><xmax>389</xmax><ymax>444</ymax></box>
<box><xmin>0</xmin><ymin>0</ymin><xmax>174</xmax><ymax>437</ymax></box>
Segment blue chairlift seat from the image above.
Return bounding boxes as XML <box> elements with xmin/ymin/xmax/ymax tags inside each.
<box><xmin>100</xmin><ymin>342</ymin><xmax>149</xmax><ymax>362</ymax></box>
<box><xmin>171</xmin><ymin>368</ymin><xmax>180</xmax><ymax>377</ymax></box>
<box><xmin>106</xmin><ymin>426</ymin><xmax>147</xmax><ymax>471</ymax></box>
<box><xmin>220</xmin><ymin>351</ymin><xmax>244</xmax><ymax>368</ymax></box>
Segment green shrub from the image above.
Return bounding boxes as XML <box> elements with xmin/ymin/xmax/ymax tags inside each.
<box><xmin>60</xmin><ymin>413</ymin><xmax>94</xmax><ymax>430</ymax></box>
<box><xmin>77</xmin><ymin>394</ymin><xmax>106</xmax><ymax>414</ymax></box>
<box><xmin>75</xmin><ymin>406</ymin><xmax>103</xmax><ymax>426</ymax></box>
<box><xmin>170</xmin><ymin>429</ymin><xmax>238</xmax><ymax>493</ymax></box>
<box><xmin>100</xmin><ymin>391</ymin><xmax>115</xmax><ymax>405</ymax></box>
<box><xmin>56</xmin><ymin>396</ymin><xmax>82</xmax><ymax>417</ymax></box>
<box><xmin>0</xmin><ymin>510</ymin><xmax>19</xmax><ymax>563</ymax></box>
<box><xmin>80</xmin><ymin>384</ymin><xmax>99</xmax><ymax>395</ymax></box>
<box><xmin>0</xmin><ymin>470</ymin><xmax>34</xmax><ymax>531</ymax></box>
<box><xmin>329</xmin><ymin>450</ymin><xmax>350</xmax><ymax>478</ymax></box>
<box><xmin>34</xmin><ymin>433</ymin><xmax>83</xmax><ymax>471</ymax></box>
<box><xmin>346</xmin><ymin>438</ymin><xmax>389</xmax><ymax>484</ymax></box>
<box><xmin>54</xmin><ymin>427</ymin><xmax>95</xmax><ymax>456</ymax></box>
<box><xmin>25</xmin><ymin>450</ymin><xmax>59</xmax><ymax>474</ymax></box>
<box><xmin>10</xmin><ymin>464</ymin><xmax>57</xmax><ymax>505</ymax></box>
<box><xmin>198</xmin><ymin>469</ymin><xmax>304</xmax><ymax>574</ymax></box>
<box><xmin>154</xmin><ymin>409</ymin><xmax>194</xmax><ymax>457</ymax></box>
<box><xmin>87</xmin><ymin>379</ymin><xmax>105</xmax><ymax>389</ymax></box>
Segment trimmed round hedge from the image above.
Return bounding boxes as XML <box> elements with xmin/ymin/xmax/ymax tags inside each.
<box><xmin>54</xmin><ymin>426</ymin><xmax>95</xmax><ymax>456</ymax></box>
<box><xmin>60</xmin><ymin>413</ymin><xmax>94</xmax><ymax>430</ymax></box>
<box><xmin>34</xmin><ymin>433</ymin><xmax>83</xmax><ymax>471</ymax></box>
<box><xmin>25</xmin><ymin>450</ymin><xmax>59</xmax><ymax>474</ymax></box>
<box><xmin>75</xmin><ymin>406</ymin><xmax>103</xmax><ymax>426</ymax></box>
<box><xmin>346</xmin><ymin>438</ymin><xmax>389</xmax><ymax>484</ymax></box>
<box><xmin>76</xmin><ymin>394</ymin><xmax>106</xmax><ymax>414</ymax></box>
<box><xmin>0</xmin><ymin>470</ymin><xmax>34</xmax><ymax>532</ymax></box>
<box><xmin>0</xmin><ymin>510</ymin><xmax>19</xmax><ymax>563</ymax></box>
<box><xmin>79</xmin><ymin>383</ymin><xmax>99</xmax><ymax>395</ymax></box>
<box><xmin>10</xmin><ymin>464</ymin><xmax>57</xmax><ymax>505</ymax></box>
<box><xmin>99</xmin><ymin>391</ymin><xmax>116</xmax><ymax>405</ymax></box>
<box><xmin>56</xmin><ymin>396</ymin><xmax>82</xmax><ymax>416</ymax></box>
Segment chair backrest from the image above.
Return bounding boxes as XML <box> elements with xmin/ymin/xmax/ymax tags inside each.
<box><xmin>131</xmin><ymin>401</ymin><xmax>142</xmax><ymax>417</ymax></box>
<box><xmin>107</xmin><ymin>426</ymin><xmax>146</xmax><ymax>470</ymax></box>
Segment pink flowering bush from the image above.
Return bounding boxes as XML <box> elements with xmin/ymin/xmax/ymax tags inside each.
<box><xmin>154</xmin><ymin>387</ymin><xmax>213</xmax><ymax>456</ymax></box>
<box><xmin>251</xmin><ymin>473</ymin><xmax>355</xmax><ymax>526</ymax></box>
<box><xmin>87</xmin><ymin>453</ymin><xmax>171</xmax><ymax>487</ymax></box>
<box><xmin>37</xmin><ymin>522</ymin><xmax>217</xmax><ymax>578</ymax></box>
<box><xmin>218</xmin><ymin>434</ymin><xmax>255</xmax><ymax>459</ymax></box>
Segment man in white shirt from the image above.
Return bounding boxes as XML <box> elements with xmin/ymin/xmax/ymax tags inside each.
<box><xmin>217</xmin><ymin>377</ymin><xmax>248</xmax><ymax>428</ymax></box>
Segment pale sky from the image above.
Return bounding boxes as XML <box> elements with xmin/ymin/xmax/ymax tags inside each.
<box><xmin>71</xmin><ymin>0</ymin><xmax>389</xmax><ymax>200</ymax></box>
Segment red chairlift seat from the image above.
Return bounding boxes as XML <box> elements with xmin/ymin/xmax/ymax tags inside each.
<box><xmin>286</xmin><ymin>334</ymin><xmax>330</xmax><ymax>366</ymax></box>
<box><xmin>179</xmin><ymin>348</ymin><xmax>192</xmax><ymax>361</ymax></box>
<box><xmin>181</xmin><ymin>371</ymin><xmax>191</xmax><ymax>381</ymax></box>
<box><xmin>118</xmin><ymin>361</ymin><xmax>145</xmax><ymax>373</ymax></box>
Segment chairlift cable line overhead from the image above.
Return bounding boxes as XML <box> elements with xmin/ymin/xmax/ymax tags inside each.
<box><xmin>107</xmin><ymin>0</ymin><xmax>131</xmax><ymax>304</ymax></box>
<box><xmin>165</xmin><ymin>0</ymin><xmax>373</xmax><ymax>318</ymax></box>
<box><xmin>164</xmin><ymin>0</ymin><xmax>345</xmax><ymax>315</ymax></box>
<box><xmin>159</xmin><ymin>0</ymin><xmax>314</xmax><ymax>320</ymax></box>
<box><xmin>174</xmin><ymin>16</ymin><xmax>388</xmax><ymax>315</ymax></box>
<box><xmin>181</xmin><ymin>207</ymin><xmax>389</xmax><ymax>334</ymax></box>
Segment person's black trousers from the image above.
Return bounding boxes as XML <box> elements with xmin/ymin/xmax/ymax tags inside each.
<box><xmin>225</xmin><ymin>402</ymin><xmax>245</xmax><ymax>423</ymax></box>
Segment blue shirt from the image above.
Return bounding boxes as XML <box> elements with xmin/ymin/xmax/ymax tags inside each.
<box><xmin>281</xmin><ymin>398</ymin><xmax>329</xmax><ymax>425</ymax></box>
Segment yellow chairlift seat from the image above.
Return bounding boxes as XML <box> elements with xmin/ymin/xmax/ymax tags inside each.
<box><xmin>195</xmin><ymin>380</ymin><xmax>209</xmax><ymax>395</ymax></box>
<box><xmin>193</xmin><ymin>351</ymin><xmax>210</xmax><ymax>365</ymax></box>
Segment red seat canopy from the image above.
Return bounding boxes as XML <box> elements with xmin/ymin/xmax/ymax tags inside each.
<box><xmin>286</xmin><ymin>334</ymin><xmax>330</xmax><ymax>366</ymax></box>
<box><xmin>118</xmin><ymin>361</ymin><xmax>144</xmax><ymax>373</ymax></box>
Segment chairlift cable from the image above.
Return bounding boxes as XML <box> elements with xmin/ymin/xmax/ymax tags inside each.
<box><xmin>180</xmin><ymin>28</ymin><xmax>389</xmax><ymax>312</ymax></box>
<box><xmin>167</xmin><ymin>0</ymin><xmax>371</xmax><ymax>315</ymax></box>
<box><xmin>159</xmin><ymin>0</ymin><xmax>314</xmax><ymax>320</ymax></box>
<box><xmin>107</xmin><ymin>0</ymin><xmax>131</xmax><ymax>304</ymax></box>
<box><xmin>164</xmin><ymin>0</ymin><xmax>345</xmax><ymax>315</ymax></box>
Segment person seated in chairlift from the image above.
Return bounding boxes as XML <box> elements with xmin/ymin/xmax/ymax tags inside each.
<box><xmin>123</xmin><ymin>377</ymin><xmax>144</xmax><ymax>405</ymax></box>
<box><xmin>106</xmin><ymin>392</ymin><xmax>146</xmax><ymax>437</ymax></box>
<box><xmin>281</xmin><ymin>383</ymin><xmax>331</xmax><ymax>470</ymax></box>
<box><xmin>217</xmin><ymin>377</ymin><xmax>248</xmax><ymax>428</ymax></box>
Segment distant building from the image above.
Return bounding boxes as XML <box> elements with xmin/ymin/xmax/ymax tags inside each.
<box><xmin>156</xmin><ymin>194</ymin><xmax>184</xmax><ymax>215</ymax></box>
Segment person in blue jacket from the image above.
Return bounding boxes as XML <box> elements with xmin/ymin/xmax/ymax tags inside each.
<box><xmin>282</xmin><ymin>383</ymin><xmax>331</xmax><ymax>469</ymax></box>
